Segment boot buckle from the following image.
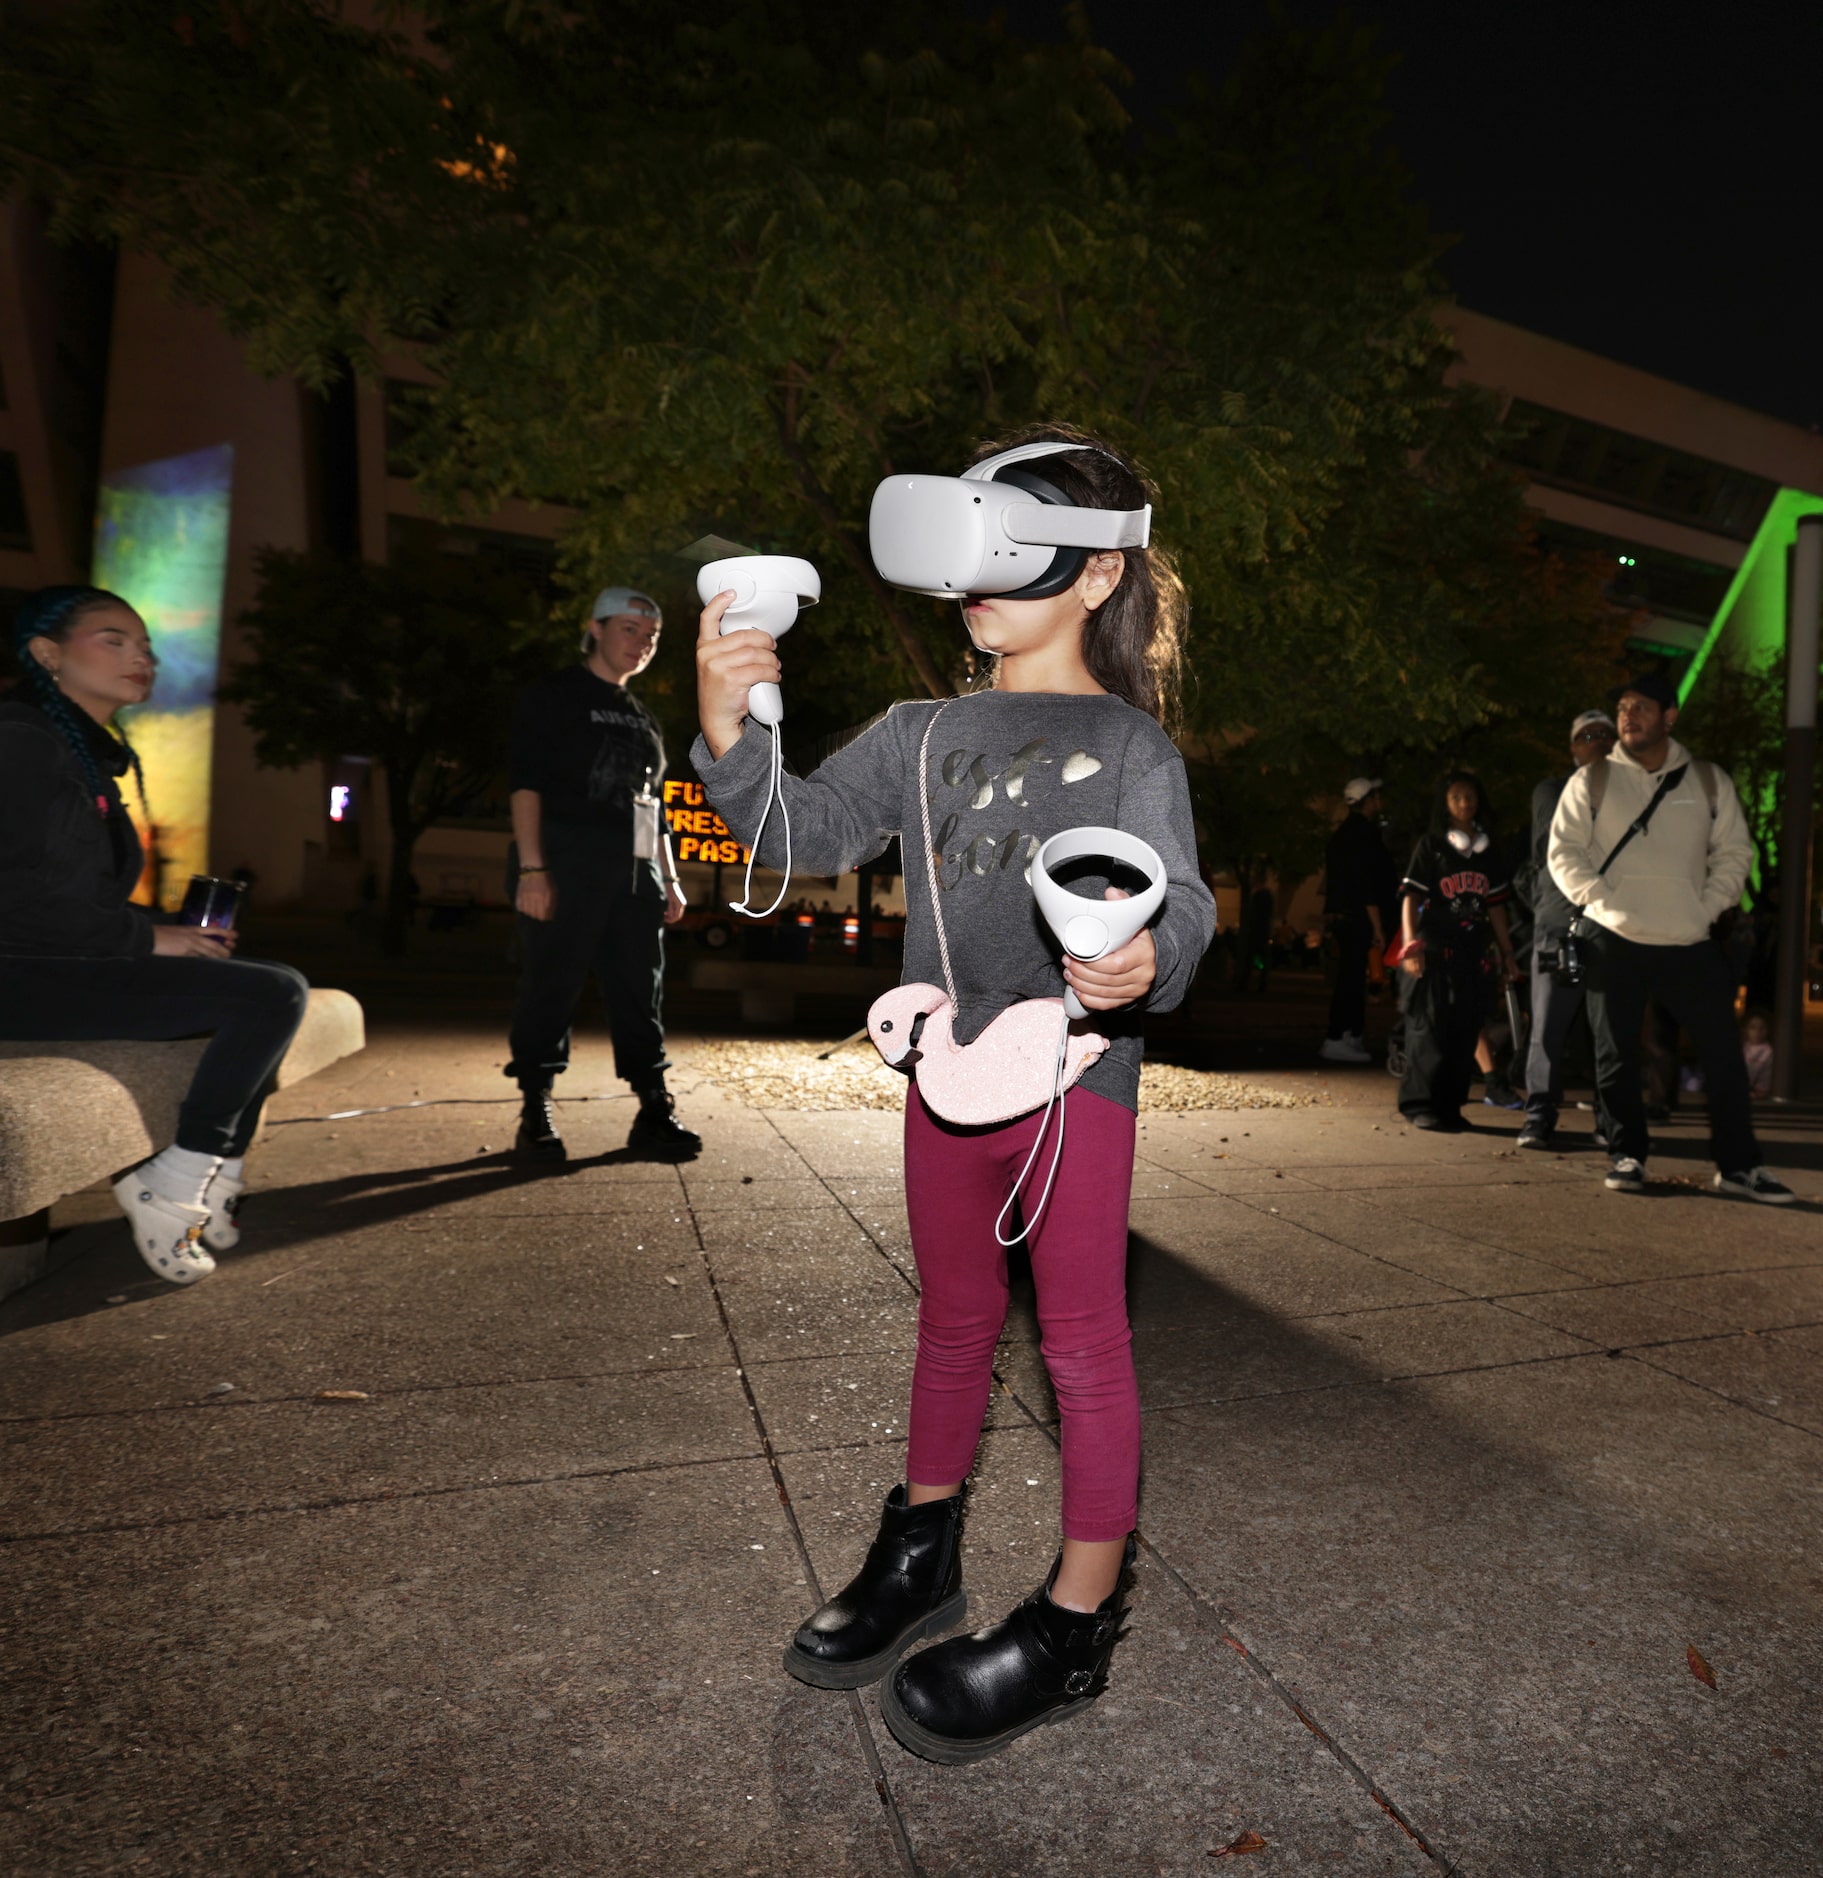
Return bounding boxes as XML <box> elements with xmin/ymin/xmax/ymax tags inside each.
<box><xmin>1063</xmin><ymin>1668</ymin><xmax>1095</xmax><ymax>1697</ymax></box>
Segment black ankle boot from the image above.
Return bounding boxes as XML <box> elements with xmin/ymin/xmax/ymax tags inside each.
<box><xmin>628</xmin><ymin>1085</ymin><xmax>701</xmax><ymax>1159</ymax></box>
<box><xmin>514</xmin><ymin>1081</ymin><xmax>566</xmax><ymax>1163</ymax></box>
<box><xmin>783</xmin><ymin>1486</ymin><xmax>967</xmax><ymax>1689</ymax></box>
<box><xmin>881</xmin><ymin>1537</ymin><xmax>1136</xmax><ymax>1764</ymax></box>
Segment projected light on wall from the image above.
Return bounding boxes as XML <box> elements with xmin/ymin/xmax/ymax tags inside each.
<box><xmin>91</xmin><ymin>444</ymin><xmax>235</xmax><ymax>909</ymax></box>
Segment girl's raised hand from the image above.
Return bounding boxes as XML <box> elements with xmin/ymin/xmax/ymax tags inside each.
<box><xmin>696</xmin><ymin>591</ymin><xmax>781</xmax><ymax>762</ymax></box>
<box><xmin>1063</xmin><ymin>887</ymin><xmax>1157</xmax><ymax>1011</ymax></box>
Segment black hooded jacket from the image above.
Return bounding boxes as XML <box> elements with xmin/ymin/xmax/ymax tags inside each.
<box><xmin>0</xmin><ymin>699</ymin><xmax>154</xmax><ymax>958</ymax></box>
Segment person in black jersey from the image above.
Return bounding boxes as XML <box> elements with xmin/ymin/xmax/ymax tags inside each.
<box><xmin>1396</xmin><ymin>770</ymin><xmax>1520</xmax><ymax>1130</ymax></box>
<box><xmin>505</xmin><ymin>586</ymin><xmax>699</xmax><ymax>1161</ymax></box>
<box><xmin>0</xmin><ymin>587</ymin><xmax>308</xmax><ymax>1284</ymax></box>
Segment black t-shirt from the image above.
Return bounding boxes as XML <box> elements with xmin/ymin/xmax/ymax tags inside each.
<box><xmin>507</xmin><ymin>666</ymin><xmax>666</xmax><ymax>855</ymax></box>
<box><xmin>1324</xmin><ymin>810</ymin><xmax>1398</xmax><ymax>921</ymax></box>
<box><xmin>1401</xmin><ymin>830</ymin><xmax>1510</xmax><ymax>942</ymax></box>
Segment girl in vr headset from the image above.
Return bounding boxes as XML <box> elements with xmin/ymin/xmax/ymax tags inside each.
<box><xmin>694</xmin><ymin>426</ymin><xmax>1215</xmax><ymax>1764</ymax></box>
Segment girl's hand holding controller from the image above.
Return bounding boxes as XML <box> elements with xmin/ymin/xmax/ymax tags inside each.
<box><xmin>696</xmin><ymin>589</ymin><xmax>781</xmax><ymax>762</ymax></box>
<box><xmin>1062</xmin><ymin>887</ymin><xmax>1157</xmax><ymax>1010</ymax></box>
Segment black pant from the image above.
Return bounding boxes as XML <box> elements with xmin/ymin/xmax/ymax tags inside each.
<box><xmin>1399</xmin><ymin>951</ymin><xmax>1491</xmax><ymax>1122</ymax></box>
<box><xmin>507</xmin><ymin>875</ymin><xmax>668</xmax><ymax>1091</ymax></box>
<box><xmin>0</xmin><ymin>953</ymin><xmax>310</xmax><ymax>1156</ymax></box>
<box><xmin>1326</xmin><ymin>916</ymin><xmax>1373</xmax><ymax>1040</ymax></box>
<box><xmin>1523</xmin><ymin>953</ymin><xmax>1587</xmax><ymax>1133</ymax></box>
<box><xmin>1581</xmin><ymin>924</ymin><xmax>1759</xmax><ymax>1173</ymax></box>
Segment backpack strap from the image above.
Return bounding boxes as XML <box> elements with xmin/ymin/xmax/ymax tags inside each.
<box><xmin>1692</xmin><ymin>759</ymin><xmax>1718</xmax><ymax>817</ymax></box>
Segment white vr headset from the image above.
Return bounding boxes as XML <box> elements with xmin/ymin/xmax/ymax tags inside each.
<box><xmin>868</xmin><ymin>441</ymin><xmax>1152</xmax><ymax>601</ymax></box>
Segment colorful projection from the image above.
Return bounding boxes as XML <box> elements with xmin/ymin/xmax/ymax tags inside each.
<box><xmin>91</xmin><ymin>444</ymin><xmax>235</xmax><ymax>909</ymax></box>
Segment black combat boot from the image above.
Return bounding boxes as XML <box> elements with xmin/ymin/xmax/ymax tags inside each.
<box><xmin>514</xmin><ymin>1080</ymin><xmax>566</xmax><ymax>1164</ymax></box>
<box><xmin>628</xmin><ymin>1083</ymin><xmax>701</xmax><ymax>1160</ymax></box>
<box><xmin>783</xmin><ymin>1486</ymin><xmax>967</xmax><ymax>1689</ymax></box>
<box><xmin>881</xmin><ymin>1537</ymin><xmax>1136</xmax><ymax>1764</ymax></box>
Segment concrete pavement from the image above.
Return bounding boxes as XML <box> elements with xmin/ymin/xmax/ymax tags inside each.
<box><xmin>3</xmin><ymin>1022</ymin><xmax>1820</xmax><ymax>1876</ymax></box>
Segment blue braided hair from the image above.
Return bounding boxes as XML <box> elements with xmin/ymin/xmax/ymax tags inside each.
<box><xmin>10</xmin><ymin>585</ymin><xmax>150</xmax><ymax>818</ymax></box>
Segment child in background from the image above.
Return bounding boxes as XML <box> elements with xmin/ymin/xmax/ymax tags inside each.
<box><xmin>1742</xmin><ymin>1009</ymin><xmax>1773</xmax><ymax>1098</ymax></box>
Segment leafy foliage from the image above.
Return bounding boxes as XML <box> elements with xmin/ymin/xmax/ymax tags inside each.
<box><xmin>1</xmin><ymin>0</ymin><xmax>1627</xmax><ymax>877</ymax></box>
<box><xmin>220</xmin><ymin>543</ymin><xmax>566</xmax><ymax>950</ymax></box>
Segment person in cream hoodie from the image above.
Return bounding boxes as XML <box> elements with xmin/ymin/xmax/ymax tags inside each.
<box><xmin>1548</xmin><ymin>673</ymin><xmax>1792</xmax><ymax>1202</ymax></box>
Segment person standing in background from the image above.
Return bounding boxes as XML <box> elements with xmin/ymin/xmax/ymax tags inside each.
<box><xmin>1396</xmin><ymin>771</ymin><xmax>1520</xmax><ymax>1130</ymax></box>
<box><xmin>1319</xmin><ymin>776</ymin><xmax>1396</xmax><ymax>1064</ymax></box>
<box><xmin>1516</xmin><ymin>709</ymin><xmax>1615</xmax><ymax>1149</ymax></box>
<box><xmin>1548</xmin><ymin>674</ymin><xmax>1790</xmax><ymax>1202</ymax></box>
<box><xmin>505</xmin><ymin>587</ymin><xmax>699</xmax><ymax>1163</ymax></box>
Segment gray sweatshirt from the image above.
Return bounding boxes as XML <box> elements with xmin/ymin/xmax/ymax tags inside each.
<box><xmin>692</xmin><ymin>690</ymin><xmax>1216</xmax><ymax>1111</ymax></box>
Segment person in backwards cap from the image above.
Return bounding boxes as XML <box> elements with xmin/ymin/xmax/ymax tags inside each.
<box><xmin>504</xmin><ymin>586</ymin><xmax>700</xmax><ymax>1163</ymax></box>
<box><xmin>1319</xmin><ymin>776</ymin><xmax>1397</xmax><ymax>1063</ymax></box>
<box><xmin>1515</xmin><ymin>708</ymin><xmax>1615</xmax><ymax>1149</ymax></box>
<box><xmin>1547</xmin><ymin>673</ymin><xmax>1791</xmax><ymax>1203</ymax></box>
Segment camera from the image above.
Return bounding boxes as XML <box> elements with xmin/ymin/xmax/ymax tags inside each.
<box><xmin>1536</xmin><ymin>927</ymin><xmax>1583</xmax><ymax>988</ymax></box>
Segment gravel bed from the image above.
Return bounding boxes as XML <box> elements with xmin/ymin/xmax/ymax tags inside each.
<box><xmin>689</xmin><ymin>1039</ymin><xmax>1314</xmax><ymax>1112</ymax></box>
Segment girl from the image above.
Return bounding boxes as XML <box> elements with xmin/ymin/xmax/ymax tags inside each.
<box><xmin>1396</xmin><ymin>769</ymin><xmax>1519</xmax><ymax>1131</ymax></box>
<box><xmin>694</xmin><ymin>428</ymin><xmax>1215</xmax><ymax>1764</ymax></box>
<box><xmin>0</xmin><ymin>586</ymin><xmax>308</xmax><ymax>1283</ymax></box>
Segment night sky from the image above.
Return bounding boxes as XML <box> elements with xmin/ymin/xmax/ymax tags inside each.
<box><xmin>975</xmin><ymin>1</ymin><xmax>1823</xmax><ymax>433</ymax></box>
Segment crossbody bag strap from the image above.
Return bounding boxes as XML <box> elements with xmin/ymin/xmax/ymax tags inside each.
<box><xmin>918</xmin><ymin>700</ymin><xmax>959</xmax><ymax>1008</ymax></box>
<box><xmin>1595</xmin><ymin>763</ymin><xmax>1688</xmax><ymax>878</ymax></box>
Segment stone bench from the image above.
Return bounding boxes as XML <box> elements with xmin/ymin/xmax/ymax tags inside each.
<box><xmin>0</xmin><ymin>986</ymin><xmax>366</xmax><ymax>1298</ymax></box>
<box><xmin>688</xmin><ymin>959</ymin><xmax>899</xmax><ymax>1026</ymax></box>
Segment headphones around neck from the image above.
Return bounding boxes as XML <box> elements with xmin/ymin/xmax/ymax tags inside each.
<box><xmin>1446</xmin><ymin>826</ymin><xmax>1490</xmax><ymax>856</ymax></box>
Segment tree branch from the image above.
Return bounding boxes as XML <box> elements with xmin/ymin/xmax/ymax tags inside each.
<box><xmin>772</xmin><ymin>384</ymin><xmax>951</xmax><ymax>700</ymax></box>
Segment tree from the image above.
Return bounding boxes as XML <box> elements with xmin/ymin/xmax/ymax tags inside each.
<box><xmin>221</xmin><ymin>543</ymin><xmax>565</xmax><ymax>953</ymax></box>
<box><xmin>3</xmin><ymin>2</ymin><xmax>1623</xmax><ymax>821</ymax></box>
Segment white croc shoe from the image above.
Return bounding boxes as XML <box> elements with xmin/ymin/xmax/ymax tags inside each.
<box><xmin>200</xmin><ymin>1171</ymin><xmax>246</xmax><ymax>1253</ymax></box>
<box><xmin>112</xmin><ymin>1174</ymin><xmax>217</xmax><ymax>1285</ymax></box>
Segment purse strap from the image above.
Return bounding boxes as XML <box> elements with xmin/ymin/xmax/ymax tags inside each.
<box><xmin>918</xmin><ymin>700</ymin><xmax>959</xmax><ymax>1008</ymax></box>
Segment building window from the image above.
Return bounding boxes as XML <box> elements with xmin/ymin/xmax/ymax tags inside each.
<box><xmin>0</xmin><ymin>452</ymin><xmax>32</xmax><ymax>552</ymax></box>
<box><xmin>1504</xmin><ymin>401</ymin><xmax>1776</xmax><ymax>542</ymax></box>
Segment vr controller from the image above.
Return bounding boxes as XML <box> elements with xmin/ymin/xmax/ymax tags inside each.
<box><xmin>696</xmin><ymin>554</ymin><xmax>819</xmax><ymax>726</ymax></box>
<box><xmin>1031</xmin><ymin>827</ymin><xmax>1168</xmax><ymax>1019</ymax></box>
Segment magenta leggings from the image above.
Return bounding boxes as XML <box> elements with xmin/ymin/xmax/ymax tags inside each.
<box><xmin>903</xmin><ymin>1081</ymin><xmax>1140</xmax><ymax>1543</ymax></box>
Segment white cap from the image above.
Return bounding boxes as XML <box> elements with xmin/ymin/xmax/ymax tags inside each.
<box><xmin>591</xmin><ymin>585</ymin><xmax>662</xmax><ymax>624</ymax></box>
<box><xmin>1343</xmin><ymin>776</ymin><xmax>1383</xmax><ymax>805</ymax></box>
<box><xmin>1571</xmin><ymin>709</ymin><xmax>1616</xmax><ymax>739</ymax></box>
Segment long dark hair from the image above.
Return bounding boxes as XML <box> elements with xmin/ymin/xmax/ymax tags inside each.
<box><xmin>1428</xmin><ymin>768</ymin><xmax>1497</xmax><ymax>838</ymax></box>
<box><xmin>963</xmin><ymin>423</ymin><xmax>1185</xmax><ymax>732</ymax></box>
<box><xmin>10</xmin><ymin>585</ymin><xmax>148</xmax><ymax>817</ymax></box>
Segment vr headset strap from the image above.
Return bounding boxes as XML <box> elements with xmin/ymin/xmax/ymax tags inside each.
<box><xmin>1593</xmin><ymin>763</ymin><xmax>1688</xmax><ymax>879</ymax></box>
<box><xmin>1002</xmin><ymin>502</ymin><xmax>1152</xmax><ymax>551</ymax></box>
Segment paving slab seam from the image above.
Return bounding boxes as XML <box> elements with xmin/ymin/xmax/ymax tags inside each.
<box><xmin>682</xmin><ymin>1167</ymin><xmax>926</xmax><ymax>1878</ymax></box>
<box><xmin>986</xmin><ymin>1362</ymin><xmax>1462</xmax><ymax>1872</ymax></box>
<box><xmin>1621</xmin><ymin>1344</ymin><xmax>1823</xmax><ymax>1442</ymax></box>
<box><xmin>1218</xmin><ymin>1187</ymin><xmax>1595</xmax><ymax>1294</ymax></box>
<box><xmin>734</xmin><ymin>1111</ymin><xmax>925</xmax><ymax>1301</ymax></box>
<box><xmin>0</xmin><ymin>1445</ymin><xmax>768</xmax><ymax>1546</ymax></box>
<box><xmin>0</xmin><ymin>1356</ymin><xmax>759</xmax><ymax>1428</ymax></box>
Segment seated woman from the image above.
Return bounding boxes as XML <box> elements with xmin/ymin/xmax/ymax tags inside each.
<box><xmin>0</xmin><ymin>586</ymin><xmax>309</xmax><ymax>1284</ymax></box>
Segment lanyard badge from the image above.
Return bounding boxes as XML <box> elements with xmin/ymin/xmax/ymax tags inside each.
<box><xmin>632</xmin><ymin>768</ymin><xmax>661</xmax><ymax>861</ymax></box>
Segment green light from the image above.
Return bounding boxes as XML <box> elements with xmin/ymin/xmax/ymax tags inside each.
<box><xmin>1679</xmin><ymin>486</ymin><xmax>1823</xmax><ymax>706</ymax></box>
